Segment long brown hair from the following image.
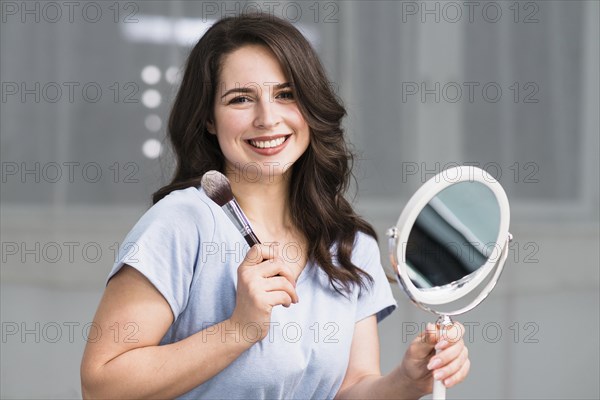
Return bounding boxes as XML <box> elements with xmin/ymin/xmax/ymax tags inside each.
<box><xmin>154</xmin><ymin>13</ymin><xmax>376</xmax><ymax>295</ymax></box>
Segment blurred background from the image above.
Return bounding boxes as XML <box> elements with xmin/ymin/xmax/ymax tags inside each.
<box><xmin>1</xmin><ymin>0</ymin><xmax>598</xmax><ymax>398</ymax></box>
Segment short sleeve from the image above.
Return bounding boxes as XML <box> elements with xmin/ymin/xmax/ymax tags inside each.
<box><xmin>107</xmin><ymin>188</ymin><xmax>213</xmax><ymax>320</ymax></box>
<box><xmin>354</xmin><ymin>232</ymin><xmax>398</xmax><ymax>323</ymax></box>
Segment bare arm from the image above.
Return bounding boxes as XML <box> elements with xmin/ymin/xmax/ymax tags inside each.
<box><xmin>335</xmin><ymin>316</ymin><xmax>470</xmax><ymax>400</ymax></box>
<box><xmin>81</xmin><ymin>244</ymin><xmax>299</xmax><ymax>399</ymax></box>
<box><xmin>80</xmin><ymin>265</ymin><xmax>252</xmax><ymax>399</ymax></box>
<box><xmin>335</xmin><ymin>316</ymin><xmax>423</xmax><ymax>400</ymax></box>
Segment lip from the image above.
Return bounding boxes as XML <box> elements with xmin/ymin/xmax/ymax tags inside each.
<box><xmin>246</xmin><ymin>133</ymin><xmax>290</xmax><ymax>141</ymax></box>
<box><xmin>245</xmin><ymin>134</ymin><xmax>292</xmax><ymax>156</ymax></box>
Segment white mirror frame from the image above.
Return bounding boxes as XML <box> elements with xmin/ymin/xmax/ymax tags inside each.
<box><xmin>388</xmin><ymin>165</ymin><xmax>511</xmax><ymax>306</ymax></box>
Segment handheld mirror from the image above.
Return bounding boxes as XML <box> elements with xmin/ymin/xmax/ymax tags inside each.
<box><xmin>386</xmin><ymin>165</ymin><xmax>512</xmax><ymax>400</ymax></box>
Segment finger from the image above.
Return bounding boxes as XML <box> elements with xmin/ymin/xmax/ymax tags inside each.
<box><xmin>428</xmin><ymin>339</ymin><xmax>465</xmax><ymax>370</ymax></box>
<box><xmin>258</xmin><ymin>259</ymin><xmax>296</xmax><ymax>286</ymax></box>
<box><xmin>430</xmin><ymin>344</ymin><xmax>468</xmax><ymax>381</ymax></box>
<box><xmin>264</xmin><ymin>276</ymin><xmax>299</xmax><ymax>303</ymax></box>
<box><xmin>432</xmin><ymin>322</ymin><xmax>466</xmax><ymax>352</ymax></box>
<box><xmin>443</xmin><ymin>357</ymin><xmax>471</xmax><ymax>388</ymax></box>
<box><xmin>417</xmin><ymin>322</ymin><xmax>438</xmax><ymax>343</ymax></box>
<box><xmin>243</xmin><ymin>244</ymin><xmax>276</xmax><ymax>265</ymax></box>
<box><xmin>267</xmin><ymin>291</ymin><xmax>293</xmax><ymax>308</ymax></box>
<box><xmin>441</xmin><ymin>322</ymin><xmax>465</xmax><ymax>344</ymax></box>
<box><xmin>408</xmin><ymin>323</ymin><xmax>438</xmax><ymax>359</ymax></box>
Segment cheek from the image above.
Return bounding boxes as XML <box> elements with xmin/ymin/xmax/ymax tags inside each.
<box><xmin>214</xmin><ymin>110</ymin><xmax>247</xmax><ymax>139</ymax></box>
<box><xmin>294</xmin><ymin>113</ymin><xmax>311</xmax><ymax>145</ymax></box>
<box><xmin>291</xmin><ymin>108</ymin><xmax>307</xmax><ymax>127</ymax></box>
<box><xmin>286</xmin><ymin>107</ymin><xmax>310</xmax><ymax>136</ymax></box>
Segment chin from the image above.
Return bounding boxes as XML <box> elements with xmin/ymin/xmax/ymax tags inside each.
<box><xmin>224</xmin><ymin>160</ymin><xmax>294</xmax><ymax>183</ymax></box>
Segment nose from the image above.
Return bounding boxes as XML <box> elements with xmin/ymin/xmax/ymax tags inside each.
<box><xmin>253</xmin><ymin>98</ymin><xmax>281</xmax><ymax>129</ymax></box>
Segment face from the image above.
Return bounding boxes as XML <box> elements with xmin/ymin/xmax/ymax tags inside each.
<box><xmin>208</xmin><ymin>44</ymin><xmax>310</xmax><ymax>183</ymax></box>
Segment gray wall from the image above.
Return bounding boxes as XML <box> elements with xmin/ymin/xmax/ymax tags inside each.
<box><xmin>1</xmin><ymin>1</ymin><xmax>598</xmax><ymax>398</ymax></box>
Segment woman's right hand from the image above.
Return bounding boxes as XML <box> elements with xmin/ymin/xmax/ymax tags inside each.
<box><xmin>228</xmin><ymin>244</ymin><xmax>299</xmax><ymax>343</ymax></box>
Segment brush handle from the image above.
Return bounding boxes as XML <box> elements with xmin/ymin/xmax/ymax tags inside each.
<box><xmin>222</xmin><ymin>201</ymin><xmax>261</xmax><ymax>248</ymax></box>
<box><xmin>243</xmin><ymin>231</ymin><xmax>261</xmax><ymax>248</ymax></box>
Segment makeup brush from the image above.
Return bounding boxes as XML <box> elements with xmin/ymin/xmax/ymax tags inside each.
<box><xmin>201</xmin><ymin>170</ymin><xmax>261</xmax><ymax>248</ymax></box>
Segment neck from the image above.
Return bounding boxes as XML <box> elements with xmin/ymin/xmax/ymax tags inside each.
<box><xmin>224</xmin><ymin>166</ymin><xmax>308</xmax><ymax>277</ymax></box>
<box><xmin>225</xmin><ymin>169</ymin><xmax>293</xmax><ymax>236</ymax></box>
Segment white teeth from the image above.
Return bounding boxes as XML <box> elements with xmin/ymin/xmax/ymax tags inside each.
<box><xmin>250</xmin><ymin>136</ymin><xmax>286</xmax><ymax>149</ymax></box>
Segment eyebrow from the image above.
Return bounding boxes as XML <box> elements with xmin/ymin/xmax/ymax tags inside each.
<box><xmin>220</xmin><ymin>82</ymin><xmax>292</xmax><ymax>99</ymax></box>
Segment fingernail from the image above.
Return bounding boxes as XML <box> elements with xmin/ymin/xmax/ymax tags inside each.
<box><xmin>433</xmin><ymin>370</ymin><xmax>444</xmax><ymax>380</ymax></box>
<box><xmin>435</xmin><ymin>340</ymin><xmax>448</xmax><ymax>350</ymax></box>
<box><xmin>427</xmin><ymin>357</ymin><xmax>441</xmax><ymax>370</ymax></box>
<box><xmin>444</xmin><ymin>378</ymin><xmax>452</xmax><ymax>386</ymax></box>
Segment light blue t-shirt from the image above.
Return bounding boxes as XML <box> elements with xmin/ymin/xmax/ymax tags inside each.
<box><xmin>109</xmin><ymin>187</ymin><xmax>397</xmax><ymax>399</ymax></box>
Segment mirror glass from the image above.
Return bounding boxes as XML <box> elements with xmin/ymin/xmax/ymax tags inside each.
<box><xmin>404</xmin><ymin>181</ymin><xmax>501</xmax><ymax>290</ymax></box>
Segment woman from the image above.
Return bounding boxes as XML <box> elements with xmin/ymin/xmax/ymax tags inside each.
<box><xmin>81</xmin><ymin>13</ymin><xmax>469</xmax><ymax>399</ymax></box>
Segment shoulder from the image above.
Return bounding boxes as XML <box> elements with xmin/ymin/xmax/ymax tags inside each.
<box><xmin>149</xmin><ymin>186</ymin><xmax>216</xmax><ymax>221</ymax></box>
<box><xmin>149</xmin><ymin>186</ymin><xmax>214</xmax><ymax>217</ymax></box>
<box><xmin>352</xmin><ymin>232</ymin><xmax>398</xmax><ymax>321</ymax></box>
<box><xmin>351</xmin><ymin>231</ymin><xmax>381</xmax><ymax>262</ymax></box>
<box><xmin>133</xmin><ymin>186</ymin><xmax>217</xmax><ymax>238</ymax></box>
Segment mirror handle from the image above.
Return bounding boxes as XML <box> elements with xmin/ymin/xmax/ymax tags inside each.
<box><xmin>432</xmin><ymin>315</ymin><xmax>453</xmax><ymax>399</ymax></box>
<box><xmin>432</xmin><ymin>369</ymin><xmax>446</xmax><ymax>399</ymax></box>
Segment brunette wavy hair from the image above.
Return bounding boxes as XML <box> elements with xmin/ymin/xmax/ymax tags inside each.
<box><xmin>153</xmin><ymin>13</ymin><xmax>377</xmax><ymax>295</ymax></box>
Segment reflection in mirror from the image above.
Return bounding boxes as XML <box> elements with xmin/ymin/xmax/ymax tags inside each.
<box><xmin>405</xmin><ymin>181</ymin><xmax>500</xmax><ymax>289</ymax></box>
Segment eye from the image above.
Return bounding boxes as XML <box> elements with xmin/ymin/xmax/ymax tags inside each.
<box><xmin>229</xmin><ymin>96</ymin><xmax>252</xmax><ymax>104</ymax></box>
<box><xmin>276</xmin><ymin>90</ymin><xmax>294</xmax><ymax>100</ymax></box>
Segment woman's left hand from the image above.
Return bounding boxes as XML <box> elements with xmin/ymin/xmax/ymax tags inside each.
<box><xmin>396</xmin><ymin>322</ymin><xmax>470</xmax><ymax>396</ymax></box>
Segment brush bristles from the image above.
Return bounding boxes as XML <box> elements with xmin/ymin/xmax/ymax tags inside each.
<box><xmin>201</xmin><ymin>170</ymin><xmax>234</xmax><ymax>207</ymax></box>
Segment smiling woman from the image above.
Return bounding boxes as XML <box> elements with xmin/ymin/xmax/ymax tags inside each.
<box><xmin>207</xmin><ymin>45</ymin><xmax>310</xmax><ymax>173</ymax></box>
<box><xmin>80</xmin><ymin>12</ymin><xmax>469</xmax><ymax>400</ymax></box>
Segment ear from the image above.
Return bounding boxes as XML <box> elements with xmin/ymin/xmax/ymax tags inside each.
<box><xmin>206</xmin><ymin>120</ymin><xmax>216</xmax><ymax>135</ymax></box>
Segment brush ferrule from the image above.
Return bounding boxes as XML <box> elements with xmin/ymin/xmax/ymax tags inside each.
<box><xmin>223</xmin><ymin>200</ymin><xmax>261</xmax><ymax>246</ymax></box>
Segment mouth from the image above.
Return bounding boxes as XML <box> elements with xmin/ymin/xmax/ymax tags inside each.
<box><xmin>246</xmin><ymin>134</ymin><xmax>292</xmax><ymax>149</ymax></box>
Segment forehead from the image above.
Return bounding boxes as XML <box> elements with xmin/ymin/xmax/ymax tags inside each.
<box><xmin>218</xmin><ymin>45</ymin><xmax>288</xmax><ymax>87</ymax></box>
